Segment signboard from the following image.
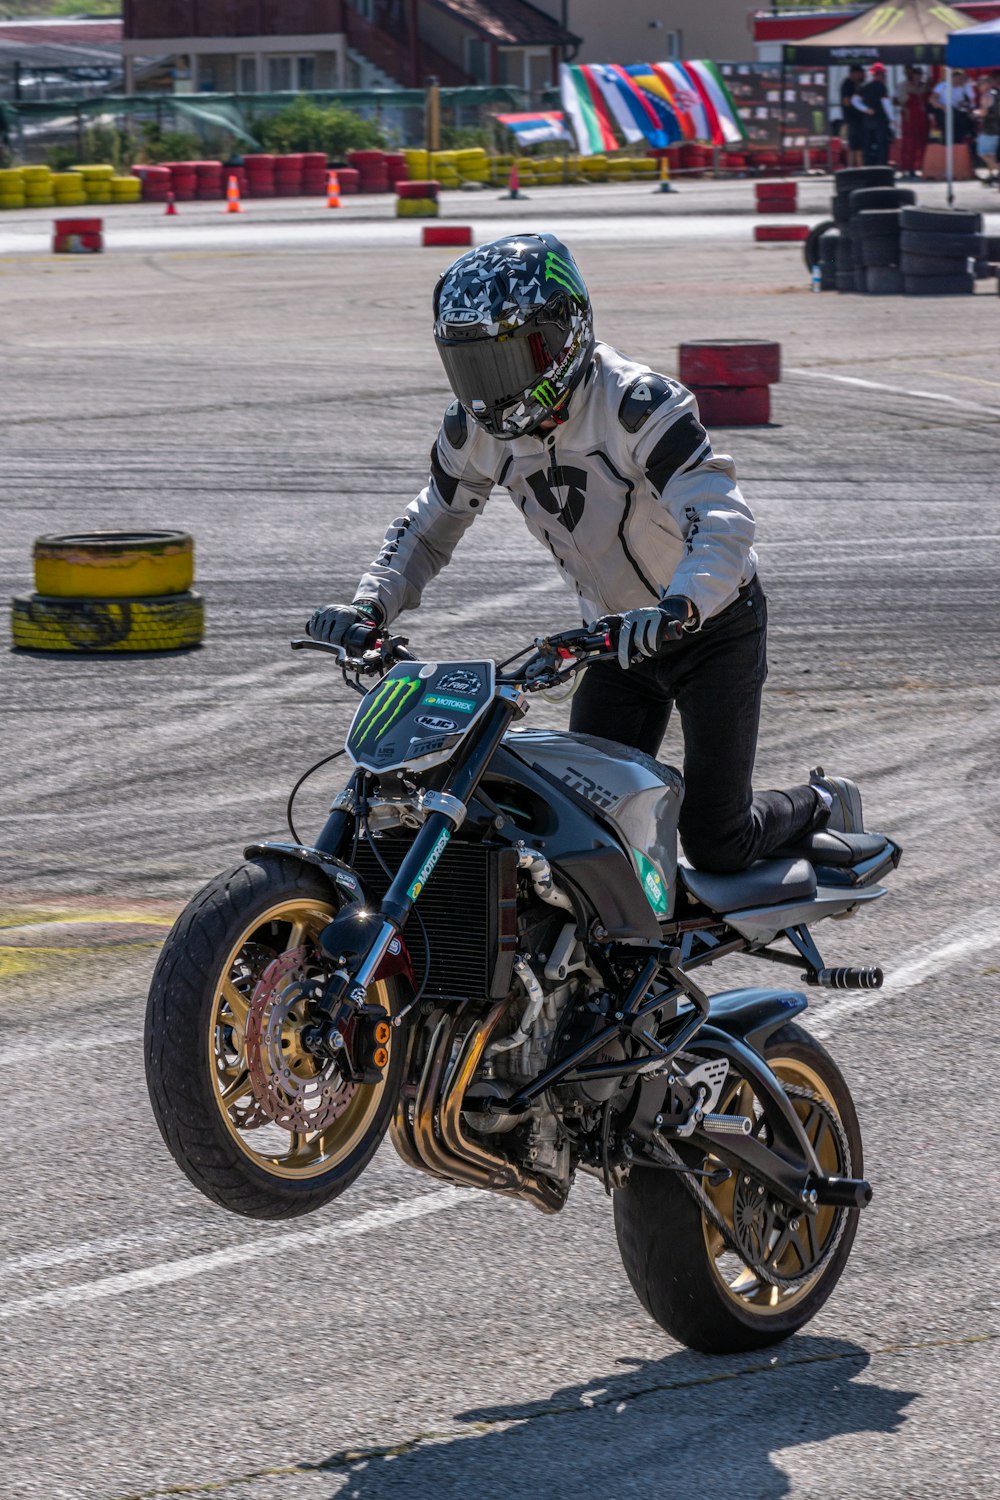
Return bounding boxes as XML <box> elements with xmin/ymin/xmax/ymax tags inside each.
<box><xmin>718</xmin><ymin>62</ymin><xmax>830</xmax><ymax>147</ymax></box>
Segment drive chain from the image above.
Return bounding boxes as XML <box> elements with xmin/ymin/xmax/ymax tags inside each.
<box><xmin>653</xmin><ymin>1084</ymin><xmax>850</xmax><ymax>1292</ymax></box>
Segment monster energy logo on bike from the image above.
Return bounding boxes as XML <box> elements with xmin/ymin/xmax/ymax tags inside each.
<box><xmin>353</xmin><ymin>676</ymin><xmax>420</xmax><ymax>745</ymax></box>
<box><xmin>544</xmin><ymin>251</ymin><xmax>586</xmax><ymax>302</ymax></box>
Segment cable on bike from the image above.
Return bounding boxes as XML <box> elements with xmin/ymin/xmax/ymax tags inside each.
<box><xmin>285</xmin><ymin>748</ymin><xmax>346</xmax><ymax>846</ymax></box>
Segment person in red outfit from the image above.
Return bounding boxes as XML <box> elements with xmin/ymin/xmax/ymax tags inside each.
<box><xmin>896</xmin><ymin>64</ymin><xmax>930</xmax><ymax>178</ymax></box>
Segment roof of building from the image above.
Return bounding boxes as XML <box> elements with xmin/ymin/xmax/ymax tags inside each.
<box><xmin>0</xmin><ymin>19</ymin><xmax>122</xmax><ymax>47</ymax></box>
<box><xmin>425</xmin><ymin>0</ymin><xmax>578</xmax><ymax>48</ymax></box>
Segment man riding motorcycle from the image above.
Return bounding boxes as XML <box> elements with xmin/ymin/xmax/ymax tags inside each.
<box><xmin>309</xmin><ymin>232</ymin><xmax>860</xmax><ymax>873</ymax></box>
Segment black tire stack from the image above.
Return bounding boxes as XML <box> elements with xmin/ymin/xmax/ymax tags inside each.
<box><xmin>899</xmin><ymin>206</ymin><xmax>984</xmax><ymax>296</ymax></box>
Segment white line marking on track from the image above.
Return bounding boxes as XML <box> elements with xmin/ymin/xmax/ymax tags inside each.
<box><xmin>788</xmin><ymin>367</ymin><xmax>1000</xmax><ymax>418</ymax></box>
<box><xmin>0</xmin><ymin>1187</ymin><xmax>472</xmax><ymax>1320</ymax></box>
<box><xmin>812</xmin><ymin>910</ymin><xmax>999</xmax><ymax>1038</ymax></box>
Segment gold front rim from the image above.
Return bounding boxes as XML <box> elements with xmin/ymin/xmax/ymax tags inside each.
<box><xmin>701</xmin><ymin>1056</ymin><xmax>848</xmax><ymax>1315</ymax></box>
<box><xmin>209</xmin><ymin>898</ymin><xmax>392</xmax><ymax>1180</ymax></box>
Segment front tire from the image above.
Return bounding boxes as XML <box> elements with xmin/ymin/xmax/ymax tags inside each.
<box><xmin>145</xmin><ymin>855</ymin><xmax>405</xmax><ymax>1220</ymax></box>
<box><xmin>613</xmin><ymin>1023</ymin><xmax>864</xmax><ymax>1353</ymax></box>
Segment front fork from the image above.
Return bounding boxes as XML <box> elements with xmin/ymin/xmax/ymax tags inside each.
<box><xmin>306</xmin><ymin>693</ymin><xmax>523</xmax><ymax>1057</ymax></box>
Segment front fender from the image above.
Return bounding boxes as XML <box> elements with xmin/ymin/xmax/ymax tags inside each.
<box><xmin>706</xmin><ymin>986</ymin><xmax>807</xmax><ymax>1051</ymax></box>
<box><xmin>242</xmin><ymin>840</ymin><xmax>415</xmax><ymax>986</ymax></box>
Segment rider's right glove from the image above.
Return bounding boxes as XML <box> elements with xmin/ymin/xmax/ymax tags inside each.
<box><xmin>609</xmin><ymin>596</ymin><xmax>692</xmax><ymax>670</ymax></box>
<box><xmin>306</xmin><ymin>598</ymin><xmax>385</xmax><ymax>649</ymax></box>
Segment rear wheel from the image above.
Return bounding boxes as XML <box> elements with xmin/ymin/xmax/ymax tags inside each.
<box><xmin>145</xmin><ymin>855</ymin><xmax>405</xmax><ymax>1219</ymax></box>
<box><xmin>613</xmin><ymin>1023</ymin><xmax>863</xmax><ymax>1353</ymax></box>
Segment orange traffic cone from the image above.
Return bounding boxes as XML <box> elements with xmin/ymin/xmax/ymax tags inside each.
<box><xmin>225</xmin><ymin>174</ymin><xmax>243</xmax><ymax>213</ymax></box>
<box><xmin>326</xmin><ymin>170</ymin><xmax>341</xmax><ymax>208</ymax></box>
<box><xmin>165</xmin><ymin>191</ymin><xmax>177</xmax><ymax>216</ymax></box>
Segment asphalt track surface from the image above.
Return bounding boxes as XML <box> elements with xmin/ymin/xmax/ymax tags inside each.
<box><xmin>2</xmin><ymin>179</ymin><xmax>999</xmax><ymax>1499</ymax></box>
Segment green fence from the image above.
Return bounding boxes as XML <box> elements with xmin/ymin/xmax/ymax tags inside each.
<box><xmin>0</xmin><ymin>85</ymin><xmax>526</xmax><ymax>165</ymax></box>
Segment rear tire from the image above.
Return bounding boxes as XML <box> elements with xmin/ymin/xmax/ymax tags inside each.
<box><xmin>145</xmin><ymin>855</ymin><xmax>405</xmax><ymax>1219</ymax></box>
<box><xmin>613</xmin><ymin>1023</ymin><xmax>864</xmax><ymax>1353</ymax></box>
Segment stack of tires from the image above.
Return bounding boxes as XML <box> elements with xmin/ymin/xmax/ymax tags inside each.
<box><xmin>899</xmin><ymin>206</ymin><xmax>983</xmax><ymax>296</ymax></box>
<box><xmin>337</xmin><ymin>167</ymin><xmax>360</xmax><ymax>195</ymax></box>
<box><xmin>21</xmin><ymin>165</ymin><xmax>56</xmax><ymax>209</ymax></box>
<box><xmin>53</xmin><ymin>171</ymin><xmax>88</xmax><ymax>208</ymax></box>
<box><xmin>164</xmin><ymin>161</ymin><xmax>198</xmax><ymax>202</ymax></box>
<box><xmin>194</xmin><ymin>159</ymin><xmax>224</xmax><ymax>200</ymax></box>
<box><xmin>133</xmin><ymin>165</ymin><xmax>172</xmax><ymax>204</ymax></box>
<box><xmin>384</xmin><ymin>151</ymin><xmax>408</xmax><ymax>185</ymax></box>
<box><xmin>835</xmin><ymin>169</ymin><xmax>915</xmax><ymax>293</ymax></box>
<box><xmin>274</xmin><ymin>153</ymin><xmax>304</xmax><ymax>196</ymax></box>
<box><xmin>347</xmin><ymin>150</ymin><xmax>390</xmax><ymax>193</ymax></box>
<box><xmin>12</xmin><ymin>531</ymin><xmax>204</xmax><ymax>655</ymax></box>
<box><xmin>301</xmin><ymin>152</ymin><xmax>329</xmax><ymax>195</ymax></box>
<box><xmin>110</xmin><ymin>174</ymin><xmax>142</xmax><ymax>205</ymax></box>
<box><xmin>396</xmin><ymin>180</ymin><xmax>440</xmax><ymax>218</ymax></box>
<box><xmin>0</xmin><ymin>166</ymin><xmax>25</xmax><ymax>209</ymax></box>
<box><xmin>678</xmin><ymin>339</ymin><xmax>780</xmax><ymax>427</ymax></box>
<box><xmin>243</xmin><ymin>154</ymin><xmax>275</xmax><ymax>198</ymax></box>
<box><xmin>755</xmin><ymin>179</ymin><xmax>797</xmax><ymax>214</ymax></box>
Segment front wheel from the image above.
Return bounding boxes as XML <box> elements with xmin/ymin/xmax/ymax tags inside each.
<box><xmin>613</xmin><ymin>1023</ymin><xmax>864</xmax><ymax>1353</ymax></box>
<box><xmin>145</xmin><ymin>855</ymin><xmax>406</xmax><ymax>1220</ymax></box>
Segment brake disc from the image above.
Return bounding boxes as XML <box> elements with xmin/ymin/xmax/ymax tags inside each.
<box><xmin>245</xmin><ymin>948</ymin><xmax>358</xmax><ymax>1134</ymax></box>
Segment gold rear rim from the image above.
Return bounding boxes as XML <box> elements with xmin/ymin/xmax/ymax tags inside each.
<box><xmin>209</xmin><ymin>897</ymin><xmax>392</xmax><ymax>1180</ymax></box>
<box><xmin>701</xmin><ymin>1056</ymin><xmax>848</xmax><ymax>1315</ymax></box>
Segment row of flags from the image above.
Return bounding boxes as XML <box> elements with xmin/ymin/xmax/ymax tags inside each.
<box><xmin>495</xmin><ymin>62</ymin><xmax>746</xmax><ymax>156</ymax></box>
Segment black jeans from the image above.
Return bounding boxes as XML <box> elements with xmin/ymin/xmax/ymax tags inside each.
<box><xmin>569</xmin><ymin>577</ymin><xmax>822</xmax><ymax>873</ymax></box>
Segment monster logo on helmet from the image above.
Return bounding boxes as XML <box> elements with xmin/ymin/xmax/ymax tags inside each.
<box><xmin>432</xmin><ymin>232</ymin><xmax>595</xmax><ymax>441</ymax></box>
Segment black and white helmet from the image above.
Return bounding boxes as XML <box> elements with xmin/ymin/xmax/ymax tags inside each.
<box><xmin>432</xmin><ymin>232</ymin><xmax>595</xmax><ymax>440</ymax></box>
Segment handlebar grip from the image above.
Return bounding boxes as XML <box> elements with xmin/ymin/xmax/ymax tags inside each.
<box><xmin>343</xmin><ymin>621</ymin><xmax>380</xmax><ymax>653</ymax></box>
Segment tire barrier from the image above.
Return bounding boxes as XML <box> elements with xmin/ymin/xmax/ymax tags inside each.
<box><xmin>11</xmin><ymin>590</ymin><xmax>204</xmax><ymax>654</ymax></box>
<box><xmin>396</xmin><ymin>180</ymin><xmax>439</xmax><ymax>219</ymax></box>
<box><xmin>52</xmin><ymin>217</ymin><xmax>104</xmax><ymax>254</ymax></box>
<box><xmin>754</xmin><ymin>224</ymin><xmax>809</xmax><ymax>242</ymax></box>
<box><xmin>421</xmin><ymin>225</ymin><xmax>472</xmax><ymax>247</ymax></box>
<box><xmin>32</xmin><ymin>530</ymin><xmax>194</xmax><ymax>599</ymax></box>
<box><xmin>755</xmin><ymin>180</ymin><xmax>797</xmax><ymax>214</ymax></box>
<box><xmin>811</xmin><ymin>170</ymin><xmax>980</xmax><ymax>297</ymax></box>
<box><xmin>679</xmin><ymin>340</ymin><xmax>780</xmax><ymax>428</ymax></box>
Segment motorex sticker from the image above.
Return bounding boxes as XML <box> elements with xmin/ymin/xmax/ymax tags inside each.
<box><xmin>421</xmin><ymin>692</ymin><xmax>476</xmax><ymax>715</ymax></box>
<box><xmin>407</xmin><ymin>828</ymin><xmax>451</xmax><ymax>900</ymax></box>
<box><xmin>633</xmin><ymin>849</ymin><xmax>669</xmax><ymax>919</ymax></box>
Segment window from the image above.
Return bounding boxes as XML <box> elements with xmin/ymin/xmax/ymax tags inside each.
<box><xmin>238</xmin><ymin>55</ymin><xmax>257</xmax><ymax>94</ymax></box>
<box><xmin>268</xmin><ymin>55</ymin><xmax>293</xmax><ymax>92</ymax></box>
<box><xmin>465</xmin><ymin>38</ymin><xmax>488</xmax><ymax>84</ymax></box>
<box><xmin>298</xmin><ymin>56</ymin><xmax>316</xmax><ymax>91</ymax></box>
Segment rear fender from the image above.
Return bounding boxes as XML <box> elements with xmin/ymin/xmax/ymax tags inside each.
<box><xmin>243</xmin><ymin>840</ymin><xmax>415</xmax><ymax>986</ymax></box>
<box><xmin>706</xmin><ymin>986</ymin><xmax>808</xmax><ymax>1051</ymax></box>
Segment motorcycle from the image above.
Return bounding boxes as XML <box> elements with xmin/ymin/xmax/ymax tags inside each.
<box><xmin>145</xmin><ymin>620</ymin><xmax>901</xmax><ymax>1354</ymax></box>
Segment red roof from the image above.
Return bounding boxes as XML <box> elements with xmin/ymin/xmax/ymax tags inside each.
<box><xmin>424</xmin><ymin>0</ymin><xmax>578</xmax><ymax>47</ymax></box>
<box><xmin>0</xmin><ymin>21</ymin><xmax>122</xmax><ymax>46</ymax></box>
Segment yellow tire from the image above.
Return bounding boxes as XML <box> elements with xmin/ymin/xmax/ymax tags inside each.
<box><xmin>33</xmin><ymin>530</ymin><xmax>195</xmax><ymax>599</ymax></box>
<box><xmin>72</xmin><ymin>163</ymin><xmax>114</xmax><ymax>179</ymax></box>
<box><xmin>0</xmin><ymin>195</ymin><xmax>26</xmax><ymax>210</ymax></box>
<box><xmin>11</xmin><ymin>590</ymin><xmax>204</xmax><ymax>654</ymax></box>
<box><xmin>0</xmin><ymin>168</ymin><xmax>23</xmax><ymax>190</ymax></box>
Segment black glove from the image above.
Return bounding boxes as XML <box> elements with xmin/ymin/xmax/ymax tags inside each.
<box><xmin>306</xmin><ymin>598</ymin><xmax>384</xmax><ymax>650</ymax></box>
<box><xmin>607</xmin><ymin>596</ymin><xmax>693</xmax><ymax>669</ymax></box>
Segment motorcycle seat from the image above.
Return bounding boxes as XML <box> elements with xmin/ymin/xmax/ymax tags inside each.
<box><xmin>679</xmin><ymin>857</ymin><xmax>817</xmax><ymax>914</ymax></box>
<box><xmin>771</xmin><ymin>829</ymin><xmax>890</xmax><ymax>868</ymax></box>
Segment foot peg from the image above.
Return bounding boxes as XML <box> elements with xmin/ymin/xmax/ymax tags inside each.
<box><xmin>808</xmin><ymin>965</ymin><xmax>883</xmax><ymax>990</ymax></box>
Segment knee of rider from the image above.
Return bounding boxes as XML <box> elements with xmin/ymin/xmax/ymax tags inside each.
<box><xmin>679</xmin><ymin>825</ymin><xmax>753</xmax><ymax>875</ymax></box>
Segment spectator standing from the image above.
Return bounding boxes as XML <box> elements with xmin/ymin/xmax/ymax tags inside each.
<box><xmin>976</xmin><ymin>69</ymin><xmax>1000</xmax><ymax>186</ymax></box>
<box><xmin>895</xmin><ymin>64</ymin><xmax>930</xmax><ymax>178</ymax></box>
<box><xmin>860</xmin><ymin>62</ymin><xmax>894</xmax><ymax>166</ymax></box>
<box><xmin>839</xmin><ymin>63</ymin><xmax>868</xmax><ymax>167</ymax></box>
<box><xmin>931</xmin><ymin>69</ymin><xmax>976</xmax><ymax>146</ymax></box>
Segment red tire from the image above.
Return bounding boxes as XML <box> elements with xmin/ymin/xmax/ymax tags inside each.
<box><xmin>678</xmin><ymin>339</ymin><xmax>781</xmax><ymax>388</ymax></box>
<box><xmin>754</xmin><ymin>223</ymin><xmax>810</xmax><ymax>242</ymax></box>
<box><xmin>756</xmin><ymin>196</ymin><xmax>798</xmax><ymax>214</ymax></box>
<box><xmin>755</xmin><ymin>181</ymin><xmax>795</xmax><ymax>203</ymax></box>
<box><xmin>690</xmin><ymin>385</ymin><xmax>771</xmax><ymax>426</ymax></box>
<box><xmin>397</xmin><ymin>179</ymin><xmax>440</xmax><ymax>199</ymax></box>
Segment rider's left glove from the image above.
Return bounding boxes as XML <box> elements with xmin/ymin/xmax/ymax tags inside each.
<box><xmin>611</xmin><ymin>596</ymin><xmax>693</xmax><ymax>670</ymax></box>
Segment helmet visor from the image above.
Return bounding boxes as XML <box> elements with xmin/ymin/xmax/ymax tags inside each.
<box><xmin>435</xmin><ymin>319</ymin><xmax>566</xmax><ymax>417</ymax></box>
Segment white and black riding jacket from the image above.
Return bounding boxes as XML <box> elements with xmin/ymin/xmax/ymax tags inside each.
<box><xmin>357</xmin><ymin>342</ymin><xmax>758</xmax><ymax>628</ymax></box>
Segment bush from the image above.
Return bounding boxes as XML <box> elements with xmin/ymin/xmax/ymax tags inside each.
<box><xmin>82</xmin><ymin>121</ymin><xmax>139</xmax><ymax>171</ymax></box>
<box><xmin>140</xmin><ymin>124</ymin><xmax>206</xmax><ymax>163</ymax></box>
<box><xmin>253</xmin><ymin>96</ymin><xmax>384</xmax><ymax>157</ymax></box>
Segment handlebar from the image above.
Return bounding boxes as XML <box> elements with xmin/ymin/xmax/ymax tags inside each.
<box><xmin>290</xmin><ymin>622</ymin><xmax>615</xmax><ymax>691</ymax></box>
